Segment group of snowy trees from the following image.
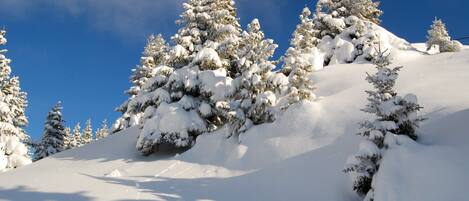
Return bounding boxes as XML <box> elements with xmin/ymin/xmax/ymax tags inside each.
<box><xmin>0</xmin><ymin>0</ymin><xmax>461</xmax><ymax>183</ymax></box>
<box><xmin>34</xmin><ymin>102</ymin><xmax>109</xmax><ymax>161</ymax></box>
<box><xmin>0</xmin><ymin>30</ymin><xmax>32</xmax><ymax>172</ymax></box>
<box><xmin>0</xmin><ymin>30</ymin><xmax>115</xmax><ymax>167</ymax></box>
<box><xmin>282</xmin><ymin>0</ymin><xmax>387</xmax><ymax>75</ymax></box>
<box><xmin>112</xmin><ymin>0</ymin><xmax>462</xmax><ymax>155</ymax></box>
<box><xmin>113</xmin><ymin>0</ymin><xmax>296</xmax><ymax>155</ymax></box>
<box><xmin>276</xmin><ymin>1</ymin><xmax>428</xmax><ymax>199</ymax></box>
<box><xmin>108</xmin><ymin>0</ymin><xmax>456</xmax><ymax>199</ymax></box>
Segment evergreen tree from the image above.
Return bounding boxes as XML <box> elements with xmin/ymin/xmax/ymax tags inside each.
<box><xmin>0</xmin><ymin>30</ymin><xmax>32</xmax><ymax>171</ymax></box>
<box><xmin>112</xmin><ymin>34</ymin><xmax>170</xmax><ymax>133</ymax></box>
<box><xmin>136</xmin><ymin>0</ymin><xmax>243</xmax><ymax>154</ymax></box>
<box><xmin>96</xmin><ymin>119</ymin><xmax>109</xmax><ymax>140</ymax></box>
<box><xmin>282</xmin><ymin>7</ymin><xmax>321</xmax><ymax>76</ymax></box>
<box><xmin>281</xmin><ymin>6</ymin><xmax>320</xmax><ymax>106</ymax></box>
<box><xmin>82</xmin><ymin>119</ymin><xmax>93</xmax><ymax>144</ymax></box>
<box><xmin>426</xmin><ymin>18</ymin><xmax>462</xmax><ymax>53</ymax></box>
<box><xmin>69</xmin><ymin>123</ymin><xmax>82</xmax><ymax>148</ymax></box>
<box><xmin>344</xmin><ymin>49</ymin><xmax>425</xmax><ymax>199</ymax></box>
<box><xmin>128</xmin><ymin>34</ymin><xmax>170</xmax><ymax>97</ymax></box>
<box><xmin>287</xmin><ymin>60</ymin><xmax>317</xmax><ymax>105</ymax></box>
<box><xmin>169</xmin><ymin>0</ymin><xmax>241</xmax><ymax>70</ymax></box>
<box><xmin>63</xmin><ymin>127</ymin><xmax>72</xmax><ymax>150</ymax></box>
<box><xmin>225</xmin><ymin>19</ymin><xmax>278</xmax><ymax>137</ymax></box>
<box><xmin>34</xmin><ymin>102</ymin><xmax>67</xmax><ymax>161</ymax></box>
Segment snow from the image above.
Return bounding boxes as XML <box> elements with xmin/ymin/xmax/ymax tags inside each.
<box><xmin>300</xmin><ymin>47</ymin><xmax>325</xmax><ymax>71</ymax></box>
<box><xmin>193</xmin><ymin>48</ymin><xmax>223</xmax><ymax>68</ymax></box>
<box><xmin>0</xmin><ymin>48</ymin><xmax>468</xmax><ymax>200</ymax></box>
<box><xmin>171</xmin><ymin>44</ymin><xmax>188</xmax><ymax>58</ymax></box>
<box><xmin>329</xmin><ymin>37</ymin><xmax>356</xmax><ymax>64</ymax></box>
<box><xmin>0</xmin><ymin>34</ymin><xmax>6</xmax><ymax>45</ymax></box>
<box><xmin>0</xmin><ymin>102</ymin><xmax>10</xmax><ymax>114</ymax></box>
<box><xmin>0</xmin><ymin>135</ymin><xmax>31</xmax><ymax>172</ymax></box>
<box><xmin>323</xmin><ymin>14</ymin><xmax>346</xmax><ymax>31</ymax></box>
<box><xmin>198</xmin><ymin>68</ymin><xmax>234</xmax><ymax>102</ymax></box>
<box><xmin>105</xmin><ymin>169</ymin><xmax>122</xmax><ymax>178</ymax></box>
<box><xmin>138</xmin><ymin>102</ymin><xmax>206</xmax><ymax>147</ymax></box>
<box><xmin>199</xmin><ymin>102</ymin><xmax>212</xmax><ymax>117</ymax></box>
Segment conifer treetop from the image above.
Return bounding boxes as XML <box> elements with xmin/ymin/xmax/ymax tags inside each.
<box><xmin>316</xmin><ymin>0</ymin><xmax>382</xmax><ymax>24</ymax></box>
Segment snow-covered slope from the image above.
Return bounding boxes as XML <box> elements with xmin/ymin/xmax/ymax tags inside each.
<box><xmin>1</xmin><ymin>48</ymin><xmax>469</xmax><ymax>201</ymax></box>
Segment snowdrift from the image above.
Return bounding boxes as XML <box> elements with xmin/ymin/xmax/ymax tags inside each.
<box><xmin>0</xmin><ymin>48</ymin><xmax>468</xmax><ymax>201</ymax></box>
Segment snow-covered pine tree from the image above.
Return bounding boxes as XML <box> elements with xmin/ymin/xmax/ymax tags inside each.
<box><xmin>82</xmin><ymin>119</ymin><xmax>93</xmax><ymax>144</ymax></box>
<box><xmin>136</xmin><ymin>0</ymin><xmax>242</xmax><ymax>154</ymax></box>
<box><xmin>225</xmin><ymin>19</ymin><xmax>278</xmax><ymax>137</ymax></box>
<box><xmin>63</xmin><ymin>127</ymin><xmax>72</xmax><ymax>150</ymax></box>
<box><xmin>287</xmin><ymin>60</ymin><xmax>317</xmax><ymax>106</ymax></box>
<box><xmin>128</xmin><ymin>34</ymin><xmax>170</xmax><ymax>97</ymax></box>
<box><xmin>69</xmin><ymin>123</ymin><xmax>82</xmax><ymax>148</ymax></box>
<box><xmin>344</xmin><ymin>48</ymin><xmax>425</xmax><ymax>199</ymax></box>
<box><xmin>112</xmin><ymin>34</ymin><xmax>170</xmax><ymax>133</ymax></box>
<box><xmin>133</xmin><ymin>0</ymin><xmax>241</xmax><ymax>154</ymax></box>
<box><xmin>280</xmin><ymin>6</ymin><xmax>320</xmax><ymax>106</ymax></box>
<box><xmin>34</xmin><ymin>102</ymin><xmax>67</xmax><ymax>161</ymax></box>
<box><xmin>169</xmin><ymin>0</ymin><xmax>242</xmax><ymax>72</ymax></box>
<box><xmin>96</xmin><ymin>119</ymin><xmax>109</xmax><ymax>140</ymax></box>
<box><xmin>282</xmin><ymin>7</ymin><xmax>323</xmax><ymax>76</ymax></box>
<box><xmin>426</xmin><ymin>18</ymin><xmax>462</xmax><ymax>53</ymax></box>
<box><xmin>0</xmin><ymin>30</ymin><xmax>32</xmax><ymax>171</ymax></box>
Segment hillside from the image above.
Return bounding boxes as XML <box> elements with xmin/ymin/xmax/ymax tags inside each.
<box><xmin>0</xmin><ymin>47</ymin><xmax>468</xmax><ymax>201</ymax></box>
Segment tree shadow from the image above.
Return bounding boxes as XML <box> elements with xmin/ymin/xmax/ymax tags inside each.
<box><xmin>0</xmin><ymin>186</ymin><xmax>93</xmax><ymax>201</ymax></box>
<box><xmin>51</xmin><ymin>127</ymin><xmax>178</xmax><ymax>163</ymax></box>
<box><xmin>83</xmin><ymin>132</ymin><xmax>360</xmax><ymax>201</ymax></box>
<box><xmin>420</xmin><ymin>108</ymin><xmax>469</xmax><ymax>146</ymax></box>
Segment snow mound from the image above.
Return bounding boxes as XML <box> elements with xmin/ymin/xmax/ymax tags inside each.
<box><xmin>193</xmin><ymin>48</ymin><xmax>223</xmax><ymax>68</ymax></box>
<box><xmin>139</xmin><ymin>102</ymin><xmax>207</xmax><ymax>148</ymax></box>
<box><xmin>0</xmin><ymin>49</ymin><xmax>468</xmax><ymax>201</ymax></box>
<box><xmin>105</xmin><ymin>169</ymin><xmax>122</xmax><ymax>178</ymax></box>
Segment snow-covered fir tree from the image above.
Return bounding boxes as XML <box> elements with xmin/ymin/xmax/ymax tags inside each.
<box><xmin>224</xmin><ymin>19</ymin><xmax>279</xmax><ymax>137</ymax></box>
<box><xmin>69</xmin><ymin>123</ymin><xmax>82</xmax><ymax>148</ymax></box>
<box><xmin>0</xmin><ymin>30</ymin><xmax>32</xmax><ymax>171</ymax></box>
<box><xmin>287</xmin><ymin>60</ymin><xmax>317</xmax><ymax>105</ymax></box>
<box><xmin>344</xmin><ymin>48</ymin><xmax>425</xmax><ymax>200</ymax></box>
<box><xmin>34</xmin><ymin>102</ymin><xmax>67</xmax><ymax>161</ymax></box>
<box><xmin>168</xmin><ymin>0</ymin><xmax>241</xmax><ymax>70</ymax></box>
<box><xmin>426</xmin><ymin>18</ymin><xmax>462</xmax><ymax>53</ymax></box>
<box><xmin>136</xmin><ymin>0</ymin><xmax>243</xmax><ymax>155</ymax></box>
<box><xmin>96</xmin><ymin>119</ymin><xmax>109</xmax><ymax>140</ymax></box>
<box><xmin>282</xmin><ymin>7</ymin><xmax>321</xmax><ymax>76</ymax></box>
<box><xmin>128</xmin><ymin>34</ymin><xmax>170</xmax><ymax>97</ymax></box>
<box><xmin>82</xmin><ymin>119</ymin><xmax>93</xmax><ymax>144</ymax></box>
<box><xmin>112</xmin><ymin>34</ymin><xmax>170</xmax><ymax>133</ymax></box>
<box><xmin>281</xmin><ymin>7</ymin><xmax>319</xmax><ymax>105</ymax></box>
<box><xmin>63</xmin><ymin>127</ymin><xmax>72</xmax><ymax>150</ymax></box>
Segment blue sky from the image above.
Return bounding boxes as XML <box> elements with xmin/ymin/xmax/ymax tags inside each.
<box><xmin>0</xmin><ymin>0</ymin><xmax>467</xmax><ymax>140</ymax></box>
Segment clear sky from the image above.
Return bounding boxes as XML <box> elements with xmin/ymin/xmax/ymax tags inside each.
<box><xmin>0</xmin><ymin>0</ymin><xmax>467</xmax><ymax>140</ymax></box>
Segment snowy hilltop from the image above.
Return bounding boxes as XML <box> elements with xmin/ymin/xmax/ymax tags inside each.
<box><xmin>0</xmin><ymin>0</ymin><xmax>468</xmax><ymax>200</ymax></box>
